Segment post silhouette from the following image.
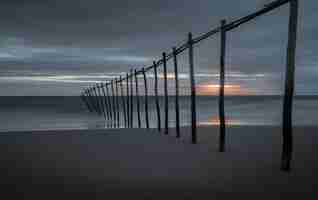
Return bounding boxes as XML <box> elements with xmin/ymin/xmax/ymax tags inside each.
<box><xmin>173</xmin><ymin>47</ymin><xmax>181</xmax><ymax>138</ymax></box>
<box><xmin>115</xmin><ymin>78</ymin><xmax>120</xmax><ymax>128</ymax></box>
<box><xmin>163</xmin><ymin>52</ymin><xmax>169</xmax><ymax>134</ymax></box>
<box><xmin>106</xmin><ymin>83</ymin><xmax>113</xmax><ymax>121</ymax></box>
<box><xmin>130</xmin><ymin>70</ymin><xmax>134</xmax><ymax>128</ymax></box>
<box><xmin>135</xmin><ymin>69</ymin><xmax>141</xmax><ymax>128</ymax></box>
<box><xmin>98</xmin><ymin>83</ymin><xmax>107</xmax><ymax>120</ymax></box>
<box><xmin>154</xmin><ymin>61</ymin><xmax>161</xmax><ymax>132</ymax></box>
<box><xmin>188</xmin><ymin>32</ymin><xmax>197</xmax><ymax>144</ymax></box>
<box><xmin>119</xmin><ymin>77</ymin><xmax>127</xmax><ymax>127</ymax></box>
<box><xmin>219</xmin><ymin>20</ymin><xmax>226</xmax><ymax>152</ymax></box>
<box><xmin>126</xmin><ymin>73</ymin><xmax>130</xmax><ymax>128</ymax></box>
<box><xmin>281</xmin><ymin>0</ymin><xmax>298</xmax><ymax>171</ymax></box>
<box><xmin>111</xmin><ymin>80</ymin><xmax>116</xmax><ymax>128</ymax></box>
<box><xmin>142</xmin><ymin>68</ymin><xmax>150</xmax><ymax>129</ymax></box>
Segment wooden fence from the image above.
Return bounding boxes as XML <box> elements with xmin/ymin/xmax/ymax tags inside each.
<box><xmin>80</xmin><ymin>0</ymin><xmax>299</xmax><ymax>171</ymax></box>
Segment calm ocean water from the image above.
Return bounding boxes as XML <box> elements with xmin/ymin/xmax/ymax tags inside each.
<box><xmin>0</xmin><ymin>96</ymin><xmax>317</xmax><ymax>132</ymax></box>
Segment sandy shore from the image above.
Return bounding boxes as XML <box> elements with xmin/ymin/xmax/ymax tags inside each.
<box><xmin>0</xmin><ymin>126</ymin><xmax>317</xmax><ymax>199</ymax></box>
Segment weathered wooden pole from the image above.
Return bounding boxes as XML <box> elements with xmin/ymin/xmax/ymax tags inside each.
<box><xmin>188</xmin><ymin>32</ymin><xmax>197</xmax><ymax>144</ymax></box>
<box><xmin>87</xmin><ymin>89</ymin><xmax>97</xmax><ymax>113</ymax></box>
<box><xmin>115</xmin><ymin>78</ymin><xmax>120</xmax><ymax>128</ymax></box>
<box><xmin>163</xmin><ymin>52</ymin><xmax>169</xmax><ymax>134</ymax></box>
<box><xmin>281</xmin><ymin>0</ymin><xmax>298</xmax><ymax>171</ymax></box>
<box><xmin>105</xmin><ymin>83</ymin><xmax>113</xmax><ymax>121</ymax></box>
<box><xmin>154</xmin><ymin>61</ymin><xmax>161</xmax><ymax>132</ymax></box>
<box><xmin>135</xmin><ymin>69</ymin><xmax>141</xmax><ymax>128</ymax></box>
<box><xmin>219</xmin><ymin>20</ymin><xmax>226</xmax><ymax>152</ymax></box>
<box><xmin>142</xmin><ymin>67</ymin><xmax>150</xmax><ymax>129</ymax></box>
<box><xmin>93</xmin><ymin>86</ymin><xmax>102</xmax><ymax>116</ymax></box>
<box><xmin>98</xmin><ymin>83</ymin><xmax>107</xmax><ymax>120</ymax></box>
<box><xmin>82</xmin><ymin>91</ymin><xmax>93</xmax><ymax>112</ymax></box>
<box><xmin>126</xmin><ymin>73</ymin><xmax>130</xmax><ymax>128</ymax></box>
<box><xmin>173</xmin><ymin>47</ymin><xmax>181</xmax><ymax>138</ymax></box>
<box><xmin>101</xmin><ymin>83</ymin><xmax>109</xmax><ymax>120</ymax></box>
<box><xmin>119</xmin><ymin>77</ymin><xmax>127</xmax><ymax>127</ymax></box>
<box><xmin>111</xmin><ymin>80</ymin><xmax>116</xmax><ymax>127</ymax></box>
<box><xmin>130</xmin><ymin>70</ymin><xmax>134</xmax><ymax>128</ymax></box>
<box><xmin>90</xmin><ymin>88</ymin><xmax>99</xmax><ymax>114</ymax></box>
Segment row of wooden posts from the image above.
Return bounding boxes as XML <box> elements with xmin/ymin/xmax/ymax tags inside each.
<box><xmin>80</xmin><ymin>0</ymin><xmax>298</xmax><ymax>171</ymax></box>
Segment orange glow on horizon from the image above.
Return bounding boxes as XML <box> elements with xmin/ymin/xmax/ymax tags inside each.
<box><xmin>196</xmin><ymin>83</ymin><xmax>251</xmax><ymax>96</ymax></box>
<box><xmin>198</xmin><ymin>116</ymin><xmax>241</xmax><ymax>126</ymax></box>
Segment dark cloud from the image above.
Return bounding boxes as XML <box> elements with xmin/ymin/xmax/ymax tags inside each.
<box><xmin>0</xmin><ymin>0</ymin><xmax>317</xmax><ymax>95</ymax></box>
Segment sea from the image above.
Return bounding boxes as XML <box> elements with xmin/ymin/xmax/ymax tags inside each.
<box><xmin>0</xmin><ymin>96</ymin><xmax>317</xmax><ymax>132</ymax></box>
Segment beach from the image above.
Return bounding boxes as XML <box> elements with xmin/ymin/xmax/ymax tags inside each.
<box><xmin>1</xmin><ymin>126</ymin><xmax>317</xmax><ymax>199</ymax></box>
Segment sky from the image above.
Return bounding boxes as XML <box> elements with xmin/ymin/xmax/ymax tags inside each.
<box><xmin>0</xmin><ymin>0</ymin><xmax>317</xmax><ymax>96</ymax></box>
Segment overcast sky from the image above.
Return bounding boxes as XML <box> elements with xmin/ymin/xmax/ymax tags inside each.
<box><xmin>0</xmin><ymin>0</ymin><xmax>316</xmax><ymax>96</ymax></box>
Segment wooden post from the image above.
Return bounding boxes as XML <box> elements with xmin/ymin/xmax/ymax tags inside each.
<box><xmin>98</xmin><ymin>83</ymin><xmax>107</xmax><ymax>120</ymax></box>
<box><xmin>106</xmin><ymin>83</ymin><xmax>113</xmax><ymax>121</ymax></box>
<box><xmin>154</xmin><ymin>61</ymin><xmax>161</xmax><ymax>132</ymax></box>
<box><xmin>281</xmin><ymin>0</ymin><xmax>298</xmax><ymax>171</ymax></box>
<box><xmin>130</xmin><ymin>70</ymin><xmax>134</xmax><ymax>128</ymax></box>
<box><xmin>219</xmin><ymin>20</ymin><xmax>226</xmax><ymax>152</ymax></box>
<box><xmin>115</xmin><ymin>78</ymin><xmax>120</xmax><ymax>128</ymax></box>
<box><xmin>93</xmin><ymin>86</ymin><xmax>102</xmax><ymax>116</ymax></box>
<box><xmin>135</xmin><ymin>69</ymin><xmax>141</xmax><ymax>128</ymax></box>
<box><xmin>83</xmin><ymin>91</ymin><xmax>93</xmax><ymax>112</ymax></box>
<box><xmin>173</xmin><ymin>47</ymin><xmax>181</xmax><ymax>138</ymax></box>
<box><xmin>188</xmin><ymin>32</ymin><xmax>197</xmax><ymax>144</ymax></box>
<box><xmin>80</xmin><ymin>92</ymin><xmax>90</xmax><ymax>112</ymax></box>
<box><xmin>163</xmin><ymin>52</ymin><xmax>169</xmax><ymax>134</ymax></box>
<box><xmin>87</xmin><ymin>89</ymin><xmax>97</xmax><ymax>113</ymax></box>
<box><xmin>101</xmin><ymin>83</ymin><xmax>109</xmax><ymax>120</ymax></box>
<box><xmin>111</xmin><ymin>80</ymin><xmax>116</xmax><ymax>127</ymax></box>
<box><xmin>126</xmin><ymin>73</ymin><xmax>130</xmax><ymax>128</ymax></box>
<box><xmin>142</xmin><ymin>68</ymin><xmax>150</xmax><ymax>129</ymax></box>
<box><xmin>120</xmin><ymin>77</ymin><xmax>127</xmax><ymax>127</ymax></box>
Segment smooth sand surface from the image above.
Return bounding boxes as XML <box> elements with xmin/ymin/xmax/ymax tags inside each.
<box><xmin>0</xmin><ymin>126</ymin><xmax>317</xmax><ymax>199</ymax></box>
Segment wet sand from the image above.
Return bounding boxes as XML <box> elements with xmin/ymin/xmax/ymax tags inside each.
<box><xmin>0</xmin><ymin>126</ymin><xmax>317</xmax><ymax>199</ymax></box>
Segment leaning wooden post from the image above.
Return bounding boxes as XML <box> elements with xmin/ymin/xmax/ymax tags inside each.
<box><xmin>115</xmin><ymin>78</ymin><xmax>120</xmax><ymax>128</ymax></box>
<box><xmin>86</xmin><ymin>89</ymin><xmax>96</xmax><ymax>113</ymax></box>
<box><xmin>281</xmin><ymin>0</ymin><xmax>298</xmax><ymax>171</ymax></box>
<box><xmin>93</xmin><ymin>86</ymin><xmax>102</xmax><ymax>116</ymax></box>
<box><xmin>154</xmin><ymin>61</ymin><xmax>161</xmax><ymax>132</ymax></box>
<box><xmin>101</xmin><ymin>83</ymin><xmax>109</xmax><ymax>120</ymax></box>
<box><xmin>135</xmin><ymin>69</ymin><xmax>141</xmax><ymax>128</ymax></box>
<box><xmin>111</xmin><ymin>80</ymin><xmax>116</xmax><ymax>127</ymax></box>
<box><xmin>219</xmin><ymin>20</ymin><xmax>227</xmax><ymax>152</ymax></box>
<box><xmin>126</xmin><ymin>73</ymin><xmax>130</xmax><ymax>128</ymax></box>
<box><xmin>142</xmin><ymin>67</ymin><xmax>150</xmax><ymax>129</ymax></box>
<box><xmin>130</xmin><ymin>70</ymin><xmax>134</xmax><ymax>128</ymax></box>
<box><xmin>173</xmin><ymin>47</ymin><xmax>181</xmax><ymax>138</ymax></box>
<box><xmin>163</xmin><ymin>52</ymin><xmax>169</xmax><ymax>134</ymax></box>
<box><xmin>106</xmin><ymin>83</ymin><xmax>113</xmax><ymax>121</ymax></box>
<box><xmin>188</xmin><ymin>32</ymin><xmax>197</xmax><ymax>144</ymax></box>
<box><xmin>120</xmin><ymin>77</ymin><xmax>127</xmax><ymax>127</ymax></box>
<box><xmin>98</xmin><ymin>83</ymin><xmax>107</xmax><ymax>120</ymax></box>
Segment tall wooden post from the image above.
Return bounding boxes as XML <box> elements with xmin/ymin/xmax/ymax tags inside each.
<box><xmin>120</xmin><ymin>77</ymin><xmax>127</xmax><ymax>127</ymax></box>
<box><xmin>142</xmin><ymin>68</ymin><xmax>150</xmax><ymax>128</ymax></box>
<box><xmin>115</xmin><ymin>78</ymin><xmax>120</xmax><ymax>128</ymax></box>
<box><xmin>98</xmin><ymin>83</ymin><xmax>107</xmax><ymax>120</ymax></box>
<box><xmin>130</xmin><ymin>70</ymin><xmax>134</xmax><ymax>128</ymax></box>
<box><xmin>106</xmin><ymin>83</ymin><xmax>113</xmax><ymax>121</ymax></box>
<box><xmin>173</xmin><ymin>47</ymin><xmax>181</xmax><ymax>138</ymax></box>
<box><xmin>126</xmin><ymin>73</ymin><xmax>130</xmax><ymax>128</ymax></box>
<box><xmin>188</xmin><ymin>32</ymin><xmax>197</xmax><ymax>144</ymax></box>
<box><xmin>101</xmin><ymin>83</ymin><xmax>109</xmax><ymax>120</ymax></box>
<box><xmin>163</xmin><ymin>52</ymin><xmax>169</xmax><ymax>134</ymax></box>
<box><xmin>282</xmin><ymin>0</ymin><xmax>298</xmax><ymax>171</ymax></box>
<box><xmin>87</xmin><ymin>89</ymin><xmax>97</xmax><ymax>113</ymax></box>
<box><xmin>111</xmin><ymin>80</ymin><xmax>116</xmax><ymax>127</ymax></box>
<box><xmin>135</xmin><ymin>70</ymin><xmax>141</xmax><ymax>128</ymax></box>
<box><xmin>93</xmin><ymin>86</ymin><xmax>102</xmax><ymax>116</ymax></box>
<box><xmin>219</xmin><ymin>20</ymin><xmax>226</xmax><ymax>152</ymax></box>
<box><xmin>154</xmin><ymin>61</ymin><xmax>161</xmax><ymax>132</ymax></box>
